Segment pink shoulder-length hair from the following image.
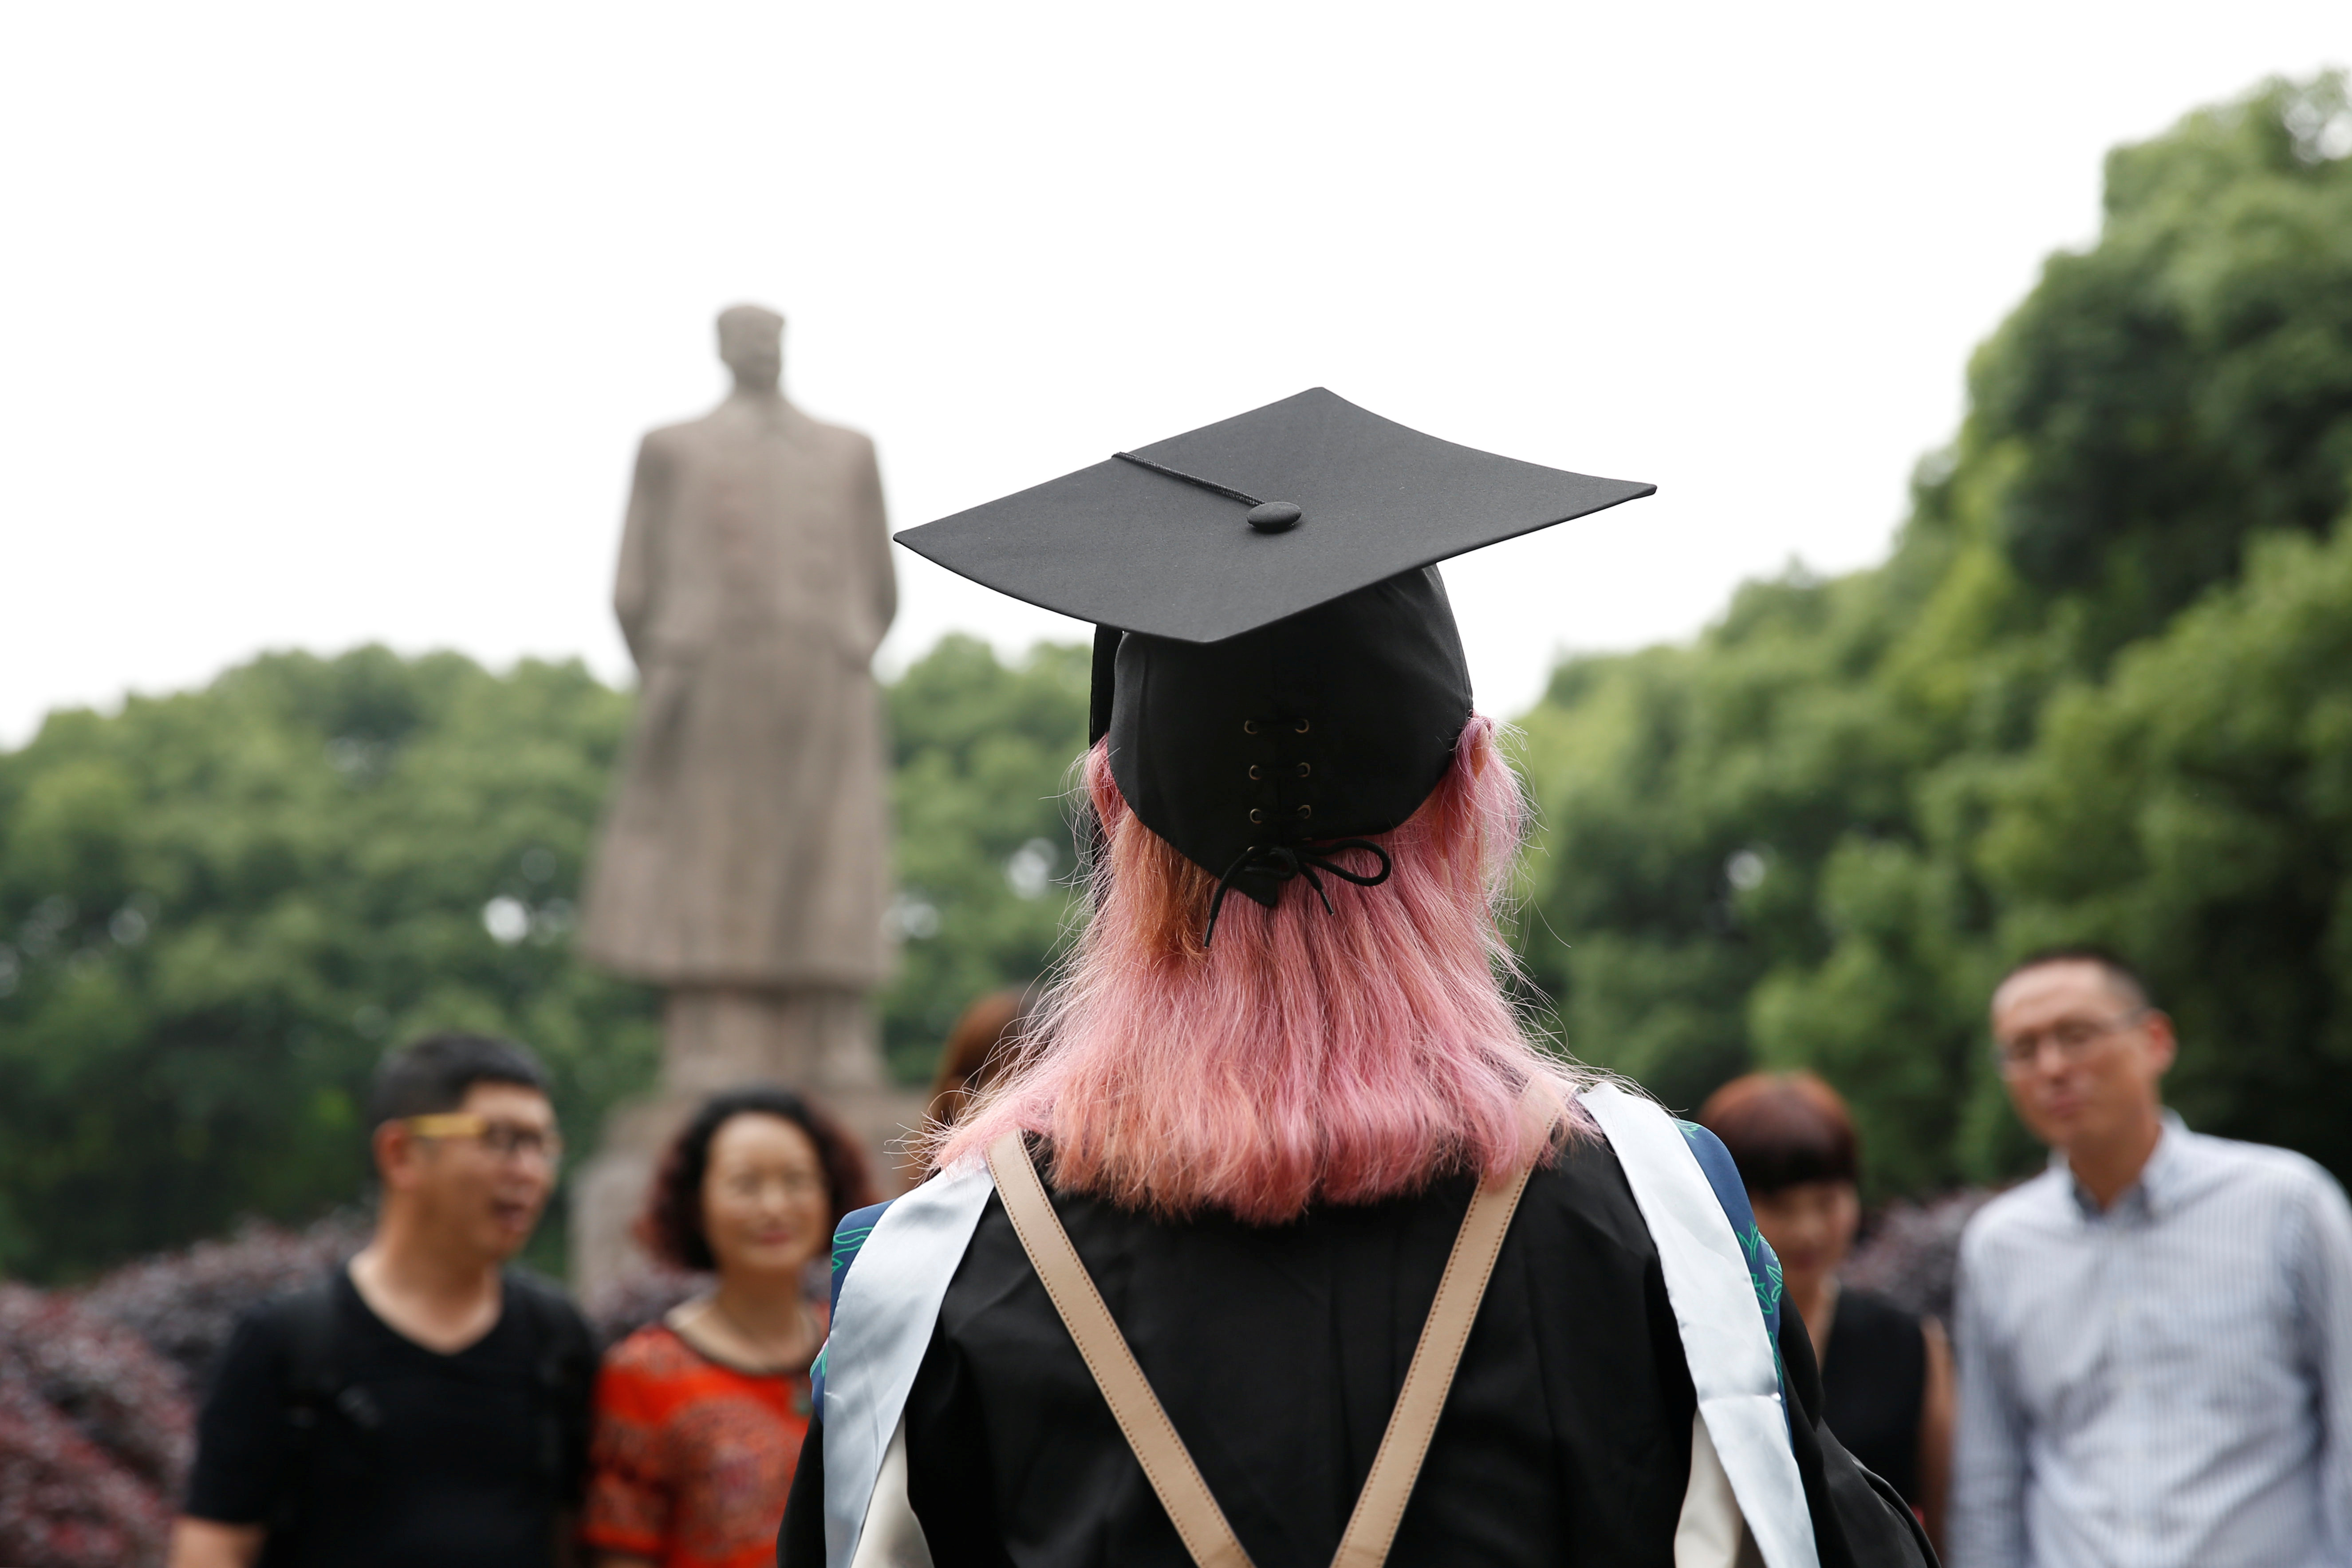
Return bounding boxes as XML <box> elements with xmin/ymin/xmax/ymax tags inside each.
<box><xmin>930</xmin><ymin>713</ymin><xmax>1582</xmax><ymax>1222</ymax></box>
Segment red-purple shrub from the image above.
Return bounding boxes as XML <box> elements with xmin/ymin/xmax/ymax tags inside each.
<box><xmin>0</xmin><ymin>1388</ymin><xmax>170</xmax><ymax>1568</ymax></box>
<box><xmin>1842</xmin><ymin>1187</ymin><xmax>1996</xmax><ymax>1324</ymax></box>
<box><xmin>82</xmin><ymin>1213</ymin><xmax>367</xmax><ymax>1394</ymax></box>
<box><xmin>0</xmin><ymin>1286</ymin><xmax>189</xmax><ymax>1568</ymax></box>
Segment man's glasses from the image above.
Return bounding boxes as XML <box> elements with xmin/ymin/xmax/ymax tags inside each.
<box><xmin>403</xmin><ymin>1112</ymin><xmax>564</xmax><ymax>1162</ymax></box>
<box><xmin>1992</xmin><ymin>1009</ymin><xmax>2147</xmax><ymax>1077</ymax></box>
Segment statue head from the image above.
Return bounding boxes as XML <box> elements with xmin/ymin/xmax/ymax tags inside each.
<box><xmin>716</xmin><ymin>304</ymin><xmax>784</xmax><ymax>393</ymax></box>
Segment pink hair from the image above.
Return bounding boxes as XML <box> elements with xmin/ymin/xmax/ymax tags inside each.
<box><xmin>932</xmin><ymin>714</ymin><xmax>1583</xmax><ymax>1222</ymax></box>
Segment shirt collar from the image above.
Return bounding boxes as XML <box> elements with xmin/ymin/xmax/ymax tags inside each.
<box><xmin>2056</xmin><ymin>1110</ymin><xmax>2190</xmax><ymax>1220</ymax></box>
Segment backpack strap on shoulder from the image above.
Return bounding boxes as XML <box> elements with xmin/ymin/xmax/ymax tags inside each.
<box><xmin>1329</xmin><ymin>1079</ymin><xmax>1558</xmax><ymax>1568</ymax></box>
<box><xmin>264</xmin><ymin>1275</ymin><xmax>350</xmax><ymax>1568</ymax></box>
<box><xmin>504</xmin><ymin>1269</ymin><xmax>595</xmax><ymax>1498</ymax></box>
<box><xmin>278</xmin><ymin>1278</ymin><xmax>343</xmax><ymax>1427</ymax></box>
<box><xmin>986</xmin><ymin>1135</ymin><xmax>1255</xmax><ymax>1568</ymax></box>
<box><xmin>983</xmin><ymin>1079</ymin><xmax>1557</xmax><ymax>1568</ymax></box>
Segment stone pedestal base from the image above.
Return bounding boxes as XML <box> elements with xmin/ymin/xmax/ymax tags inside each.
<box><xmin>569</xmin><ymin>985</ymin><xmax>926</xmax><ymax>1298</ymax></box>
<box><xmin>661</xmin><ymin>986</ymin><xmax>883</xmax><ymax>1098</ymax></box>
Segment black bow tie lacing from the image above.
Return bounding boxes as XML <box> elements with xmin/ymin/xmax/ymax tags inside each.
<box><xmin>1203</xmin><ymin>839</ymin><xmax>1395</xmax><ymax>947</ymax></box>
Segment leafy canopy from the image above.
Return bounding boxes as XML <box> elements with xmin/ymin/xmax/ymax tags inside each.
<box><xmin>0</xmin><ymin>650</ymin><xmax>659</xmax><ymax>1280</ymax></box>
<box><xmin>0</xmin><ymin>635</ymin><xmax>1090</xmax><ymax>1282</ymax></box>
<box><xmin>5</xmin><ymin>73</ymin><xmax>2348</xmax><ymax>1277</ymax></box>
<box><xmin>1516</xmin><ymin>73</ymin><xmax>2352</xmax><ymax>1195</ymax></box>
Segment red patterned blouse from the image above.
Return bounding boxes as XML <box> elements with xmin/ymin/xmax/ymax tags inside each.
<box><xmin>580</xmin><ymin>1310</ymin><xmax>824</xmax><ymax>1568</ymax></box>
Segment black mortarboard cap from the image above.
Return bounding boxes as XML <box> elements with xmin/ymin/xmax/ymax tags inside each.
<box><xmin>896</xmin><ymin>388</ymin><xmax>1653</xmax><ymax>924</ymax></box>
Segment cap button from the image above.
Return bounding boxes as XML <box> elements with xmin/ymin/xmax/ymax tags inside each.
<box><xmin>1245</xmin><ymin>501</ymin><xmax>1303</xmax><ymax>533</ymax></box>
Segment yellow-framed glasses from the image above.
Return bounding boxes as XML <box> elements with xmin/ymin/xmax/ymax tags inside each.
<box><xmin>403</xmin><ymin>1112</ymin><xmax>563</xmax><ymax>1162</ymax></box>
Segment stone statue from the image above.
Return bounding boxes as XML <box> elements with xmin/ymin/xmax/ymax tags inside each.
<box><xmin>573</xmin><ymin>305</ymin><xmax>907</xmax><ymax>1290</ymax></box>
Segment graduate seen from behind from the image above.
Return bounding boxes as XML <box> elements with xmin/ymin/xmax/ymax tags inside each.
<box><xmin>173</xmin><ymin>1033</ymin><xmax>595</xmax><ymax>1568</ymax></box>
<box><xmin>781</xmin><ymin>391</ymin><xmax>1934</xmax><ymax>1568</ymax></box>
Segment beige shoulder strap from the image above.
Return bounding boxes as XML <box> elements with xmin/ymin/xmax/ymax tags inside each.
<box><xmin>986</xmin><ymin>1131</ymin><xmax>1255</xmax><ymax>1568</ymax></box>
<box><xmin>985</xmin><ymin>1081</ymin><xmax>1556</xmax><ymax>1568</ymax></box>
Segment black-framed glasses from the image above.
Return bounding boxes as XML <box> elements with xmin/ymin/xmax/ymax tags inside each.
<box><xmin>1992</xmin><ymin>1009</ymin><xmax>2148</xmax><ymax>1077</ymax></box>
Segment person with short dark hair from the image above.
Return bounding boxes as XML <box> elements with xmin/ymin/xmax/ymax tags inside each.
<box><xmin>580</xmin><ymin>1086</ymin><xmax>873</xmax><ymax>1568</ymax></box>
<box><xmin>1950</xmin><ymin>947</ymin><xmax>2352</xmax><ymax>1568</ymax></box>
<box><xmin>171</xmin><ymin>1032</ymin><xmax>593</xmax><ymax>1568</ymax></box>
<box><xmin>1698</xmin><ymin>1072</ymin><xmax>1955</xmax><ymax>1549</ymax></box>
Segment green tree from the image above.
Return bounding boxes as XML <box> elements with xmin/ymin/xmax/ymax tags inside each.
<box><xmin>879</xmin><ymin>635</ymin><xmax>1091</xmax><ymax>1079</ymax></box>
<box><xmin>1974</xmin><ymin>521</ymin><xmax>2352</xmax><ymax>1163</ymax></box>
<box><xmin>0</xmin><ymin>649</ymin><xmax>661</xmax><ymax>1280</ymax></box>
<box><xmin>1517</xmin><ymin>72</ymin><xmax>2352</xmax><ymax>1196</ymax></box>
<box><xmin>0</xmin><ymin>634</ymin><xmax>1092</xmax><ymax>1282</ymax></box>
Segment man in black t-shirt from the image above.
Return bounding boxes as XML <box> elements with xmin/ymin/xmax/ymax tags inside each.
<box><xmin>172</xmin><ymin>1033</ymin><xmax>595</xmax><ymax>1568</ymax></box>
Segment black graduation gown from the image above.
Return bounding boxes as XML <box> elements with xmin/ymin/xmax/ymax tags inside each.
<box><xmin>782</xmin><ymin>1132</ymin><xmax>1869</xmax><ymax>1568</ymax></box>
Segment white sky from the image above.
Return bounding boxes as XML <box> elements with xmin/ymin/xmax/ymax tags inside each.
<box><xmin>2</xmin><ymin>2</ymin><xmax>2343</xmax><ymax>746</ymax></box>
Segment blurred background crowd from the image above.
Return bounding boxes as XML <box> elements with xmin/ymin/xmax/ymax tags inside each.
<box><xmin>3</xmin><ymin>27</ymin><xmax>2351</xmax><ymax>1568</ymax></box>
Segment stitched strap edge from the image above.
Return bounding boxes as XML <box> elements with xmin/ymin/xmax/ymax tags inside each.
<box><xmin>985</xmin><ymin>1134</ymin><xmax>1257</xmax><ymax>1568</ymax></box>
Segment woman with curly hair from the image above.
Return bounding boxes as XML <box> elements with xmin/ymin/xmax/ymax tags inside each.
<box><xmin>583</xmin><ymin>1086</ymin><xmax>873</xmax><ymax>1568</ymax></box>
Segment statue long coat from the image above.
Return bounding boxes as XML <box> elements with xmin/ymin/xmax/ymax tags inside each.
<box><xmin>580</xmin><ymin>396</ymin><xmax>897</xmax><ymax>989</ymax></box>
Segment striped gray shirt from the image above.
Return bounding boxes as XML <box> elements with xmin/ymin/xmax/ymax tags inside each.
<box><xmin>1949</xmin><ymin>1114</ymin><xmax>2352</xmax><ymax>1568</ymax></box>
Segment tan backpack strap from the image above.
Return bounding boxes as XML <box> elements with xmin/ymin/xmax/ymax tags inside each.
<box><xmin>986</xmin><ymin>1133</ymin><xmax>1257</xmax><ymax>1568</ymax></box>
<box><xmin>988</xmin><ymin>1078</ymin><xmax>1560</xmax><ymax>1568</ymax></box>
<box><xmin>1328</xmin><ymin>1079</ymin><xmax>1560</xmax><ymax>1568</ymax></box>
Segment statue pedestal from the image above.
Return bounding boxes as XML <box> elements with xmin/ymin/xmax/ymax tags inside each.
<box><xmin>569</xmin><ymin>987</ymin><xmax>926</xmax><ymax>1297</ymax></box>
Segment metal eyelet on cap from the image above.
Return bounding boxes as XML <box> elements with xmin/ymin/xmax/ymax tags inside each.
<box><xmin>1293</xmin><ymin>718</ymin><xmax>1310</xmax><ymax>734</ymax></box>
<box><xmin>1243</xmin><ymin>719</ymin><xmax>1261</xmax><ymax>735</ymax></box>
<box><xmin>1248</xmin><ymin>764</ymin><xmax>1263</xmax><ymax>780</ymax></box>
<box><xmin>1249</xmin><ymin>808</ymin><xmax>1267</xmax><ymax>824</ymax></box>
<box><xmin>1296</xmin><ymin>762</ymin><xmax>1312</xmax><ymax>778</ymax></box>
<box><xmin>1296</xmin><ymin>804</ymin><xmax>1312</xmax><ymax>819</ymax></box>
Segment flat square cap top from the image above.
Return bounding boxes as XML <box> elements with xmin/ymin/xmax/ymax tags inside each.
<box><xmin>894</xmin><ymin>387</ymin><xmax>1655</xmax><ymax>644</ymax></box>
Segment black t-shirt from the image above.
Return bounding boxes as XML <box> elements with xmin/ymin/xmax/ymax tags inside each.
<box><xmin>185</xmin><ymin>1267</ymin><xmax>590</xmax><ymax>1568</ymax></box>
<box><xmin>1820</xmin><ymin>1286</ymin><xmax>1927</xmax><ymax>1508</ymax></box>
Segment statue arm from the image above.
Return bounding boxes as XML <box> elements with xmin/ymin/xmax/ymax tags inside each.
<box><xmin>613</xmin><ymin>435</ymin><xmax>668</xmax><ymax>667</ymax></box>
<box><xmin>858</xmin><ymin>437</ymin><xmax>897</xmax><ymax>640</ymax></box>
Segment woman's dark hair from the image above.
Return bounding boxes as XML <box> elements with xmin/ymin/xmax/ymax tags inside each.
<box><xmin>635</xmin><ymin>1085</ymin><xmax>878</xmax><ymax>1273</ymax></box>
<box><xmin>1696</xmin><ymin>1072</ymin><xmax>1860</xmax><ymax>1195</ymax></box>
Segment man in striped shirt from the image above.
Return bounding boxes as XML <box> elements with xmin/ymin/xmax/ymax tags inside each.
<box><xmin>1949</xmin><ymin>947</ymin><xmax>2352</xmax><ymax>1568</ymax></box>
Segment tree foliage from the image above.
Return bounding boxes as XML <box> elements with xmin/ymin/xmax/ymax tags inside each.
<box><xmin>0</xmin><ymin>636</ymin><xmax>1088</xmax><ymax>1282</ymax></box>
<box><xmin>0</xmin><ymin>650</ymin><xmax>661</xmax><ymax>1280</ymax></box>
<box><xmin>879</xmin><ymin>634</ymin><xmax>1091</xmax><ymax>1079</ymax></box>
<box><xmin>4</xmin><ymin>75</ymin><xmax>2346</xmax><ymax>1281</ymax></box>
<box><xmin>1516</xmin><ymin>74</ymin><xmax>2352</xmax><ymax>1195</ymax></box>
